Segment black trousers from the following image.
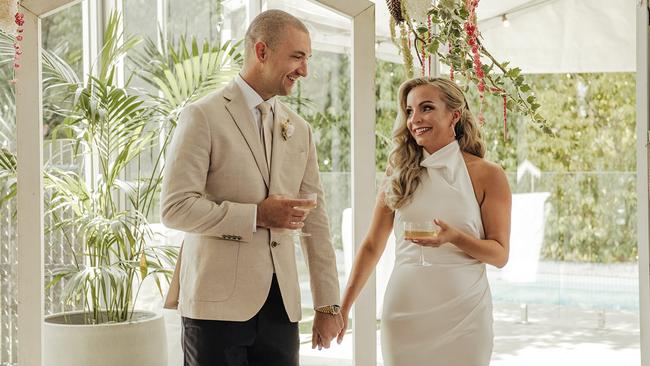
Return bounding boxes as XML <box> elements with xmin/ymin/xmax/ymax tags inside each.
<box><xmin>182</xmin><ymin>275</ymin><xmax>299</xmax><ymax>366</ymax></box>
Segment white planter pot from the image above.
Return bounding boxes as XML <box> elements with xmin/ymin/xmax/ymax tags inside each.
<box><xmin>44</xmin><ymin>310</ymin><xmax>167</xmax><ymax>366</ymax></box>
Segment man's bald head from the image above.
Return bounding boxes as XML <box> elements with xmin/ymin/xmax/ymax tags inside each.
<box><xmin>244</xmin><ymin>9</ymin><xmax>309</xmax><ymax>65</ymax></box>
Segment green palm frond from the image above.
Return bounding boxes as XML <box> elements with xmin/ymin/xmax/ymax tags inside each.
<box><xmin>1</xmin><ymin>28</ymin><xmax>80</xmax><ymax>88</ymax></box>
<box><xmin>0</xmin><ymin>147</ymin><xmax>16</xmax><ymax>206</ymax></box>
<box><xmin>131</xmin><ymin>35</ymin><xmax>243</xmax><ymax>122</ymax></box>
<box><xmin>96</xmin><ymin>11</ymin><xmax>142</xmax><ymax>82</ymax></box>
<box><xmin>0</xmin><ymin>63</ymin><xmax>16</xmax><ymax>205</ymax></box>
<box><xmin>0</xmin><ymin>71</ymin><xmax>15</xmax><ymax>142</ymax></box>
<box><xmin>0</xmin><ymin>32</ymin><xmax>15</xmax><ymax>68</ymax></box>
<box><xmin>43</xmin><ymin>48</ymin><xmax>81</xmax><ymax>89</ymax></box>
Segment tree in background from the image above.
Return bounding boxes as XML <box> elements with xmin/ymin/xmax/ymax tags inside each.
<box><xmin>470</xmin><ymin>72</ymin><xmax>637</xmax><ymax>262</ymax></box>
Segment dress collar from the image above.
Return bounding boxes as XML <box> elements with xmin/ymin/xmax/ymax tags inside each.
<box><xmin>420</xmin><ymin>140</ymin><xmax>462</xmax><ymax>184</ymax></box>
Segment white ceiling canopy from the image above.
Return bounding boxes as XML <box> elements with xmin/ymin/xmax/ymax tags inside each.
<box><xmin>298</xmin><ymin>0</ymin><xmax>636</xmax><ymax>73</ymax></box>
<box><xmin>475</xmin><ymin>0</ymin><xmax>635</xmax><ymax>73</ymax></box>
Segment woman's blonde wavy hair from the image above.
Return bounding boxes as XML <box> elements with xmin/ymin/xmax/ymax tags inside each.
<box><xmin>384</xmin><ymin>77</ymin><xmax>486</xmax><ymax>210</ymax></box>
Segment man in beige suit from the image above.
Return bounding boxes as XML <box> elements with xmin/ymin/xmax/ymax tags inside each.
<box><xmin>161</xmin><ymin>9</ymin><xmax>343</xmax><ymax>366</ymax></box>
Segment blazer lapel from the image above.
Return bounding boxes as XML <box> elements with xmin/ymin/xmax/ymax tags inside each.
<box><xmin>271</xmin><ymin>105</ymin><xmax>289</xmax><ymax>169</ymax></box>
<box><xmin>269</xmin><ymin>104</ymin><xmax>291</xmax><ymax>195</ymax></box>
<box><xmin>223</xmin><ymin>82</ymin><xmax>270</xmax><ymax>187</ymax></box>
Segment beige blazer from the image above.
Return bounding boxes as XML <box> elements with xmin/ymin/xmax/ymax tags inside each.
<box><xmin>160</xmin><ymin>80</ymin><xmax>340</xmax><ymax>322</ymax></box>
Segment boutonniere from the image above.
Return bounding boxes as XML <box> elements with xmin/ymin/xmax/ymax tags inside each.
<box><xmin>281</xmin><ymin>119</ymin><xmax>294</xmax><ymax>140</ymax></box>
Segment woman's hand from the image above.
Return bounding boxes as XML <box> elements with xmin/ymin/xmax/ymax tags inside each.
<box><xmin>336</xmin><ymin>306</ymin><xmax>351</xmax><ymax>344</ymax></box>
<box><xmin>410</xmin><ymin>218</ymin><xmax>460</xmax><ymax>247</ymax></box>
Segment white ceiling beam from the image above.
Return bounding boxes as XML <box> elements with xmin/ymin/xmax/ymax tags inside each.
<box><xmin>311</xmin><ymin>0</ymin><xmax>373</xmax><ymax>17</ymax></box>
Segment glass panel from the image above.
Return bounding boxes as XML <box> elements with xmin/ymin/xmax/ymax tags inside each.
<box><xmin>474</xmin><ymin>72</ymin><xmax>640</xmax><ymax>365</ymax></box>
<box><xmin>42</xmin><ymin>4</ymin><xmax>82</xmax><ymax>136</ymax></box>
<box><xmin>265</xmin><ymin>1</ymin><xmax>353</xmax><ymax>364</ymax></box>
<box><xmin>124</xmin><ymin>0</ymin><xmax>158</xmax><ymax>44</ymax></box>
<box><xmin>378</xmin><ymin>57</ymin><xmax>639</xmax><ymax>366</ymax></box>
<box><xmin>376</xmin><ymin>15</ymin><xmax>639</xmax><ymax>358</ymax></box>
<box><xmin>373</xmin><ymin>59</ymin><xmax>406</xmax><ymax>366</ymax></box>
<box><xmin>166</xmin><ymin>0</ymin><xmax>247</xmax><ymax>45</ymax></box>
<box><xmin>41</xmin><ymin>3</ymin><xmax>84</xmax><ymax>318</ymax></box>
<box><xmin>124</xmin><ymin>0</ymin><xmax>159</xmax><ymax>93</ymax></box>
<box><xmin>124</xmin><ymin>0</ymin><xmax>247</xmax><ymax>222</ymax></box>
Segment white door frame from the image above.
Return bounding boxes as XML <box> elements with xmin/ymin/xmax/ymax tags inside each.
<box><xmin>306</xmin><ymin>2</ymin><xmax>377</xmax><ymax>365</ymax></box>
<box><xmin>329</xmin><ymin>2</ymin><xmax>377</xmax><ymax>366</ymax></box>
<box><xmin>636</xmin><ymin>1</ymin><xmax>649</xmax><ymax>365</ymax></box>
<box><xmin>16</xmin><ymin>2</ymin><xmax>81</xmax><ymax>365</ymax></box>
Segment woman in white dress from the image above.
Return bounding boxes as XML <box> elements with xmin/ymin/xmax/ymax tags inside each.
<box><xmin>337</xmin><ymin>77</ymin><xmax>511</xmax><ymax>365</ymax></box>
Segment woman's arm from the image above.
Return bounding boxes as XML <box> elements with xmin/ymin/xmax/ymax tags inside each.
<box><xmin>412</xmin><ymin>162</ymin><xmax>511</xmax><ymax>268</ymax></box>
<box><xmin>337</xmin><ymin>190</ymin><xmax>395</xmax><ymax>342</ymax></box>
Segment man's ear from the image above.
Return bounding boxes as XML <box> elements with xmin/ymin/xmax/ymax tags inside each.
<box><xmin>254</xmin><ymin>41</ymin><xmax>269</xmax><ymax>62</ymax></box>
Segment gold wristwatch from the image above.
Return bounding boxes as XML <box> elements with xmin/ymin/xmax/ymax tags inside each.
<box><xmin>315</xmin><ymin>305</ymin><xmax>341</xmax><ymax>315</ymax></box>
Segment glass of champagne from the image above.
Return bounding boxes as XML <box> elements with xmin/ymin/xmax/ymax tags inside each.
<box><xmin>403</xmin><ymin>221</ymin><xmax>439</xmax><ymax>266</ymax></box>
<box><xmin>294</xmin><ymin>193</ymin><xmax>317</xmax><ymax>237</ymax></box>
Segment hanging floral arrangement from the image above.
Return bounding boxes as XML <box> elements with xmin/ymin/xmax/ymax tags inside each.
<box><xmin>0</xmin><ymin>0</ymin><xmax>24</xmax><ymax>84</ymax></box>
<box><xmin>387</xmin><ymin>0</ymin><xmax>551</xmax><ymax>136</ymax></box>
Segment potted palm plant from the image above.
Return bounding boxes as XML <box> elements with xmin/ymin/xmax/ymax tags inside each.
<box><xmin>36</xmin><ymin>11</ymin><xmax>241</xmax><ymax>366</ymax></box>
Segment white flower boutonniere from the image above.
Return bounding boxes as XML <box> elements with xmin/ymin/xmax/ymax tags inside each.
<box><xmin>281</xmin><ymin>119</ymin><xmax>294</xmax><ymax>140</ymax></box>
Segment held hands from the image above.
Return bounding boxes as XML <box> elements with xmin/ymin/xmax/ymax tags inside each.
<box><xmin>312</xmin><ymin>312</ymin><xmax>344</xmax><ymax>350</ymax></box>
<box><xmin>336</xmin><ymin>306</ymin><xmax>350</xmax><ymax>344</ymax></box>
<box><xmin>256</xmin><ymin>194</ymin><xmax>313</xmax><ymax>229</ymax></box>
<box><xmin>410</xmin><ymin>219</ymin><xmax>459</xmax><ymax>247</ymax></box>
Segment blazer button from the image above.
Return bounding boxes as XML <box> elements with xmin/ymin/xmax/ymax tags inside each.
<box><xmin>271</xmin><ymin>241</ymin><xmax>279</xmax><ymax>248</ymax></box>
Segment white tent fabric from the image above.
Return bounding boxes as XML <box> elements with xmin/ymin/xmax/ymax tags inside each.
<box><xmin>476</xmin><ymin>0</ymin><xmax>636</xmax><ymax>73</ymax></box>
<box><xmin>372</xmin><ymin>0</ymin><xmax>636</xmax><ymax>73</ymax></box>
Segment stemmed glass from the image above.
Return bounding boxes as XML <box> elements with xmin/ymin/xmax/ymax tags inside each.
<box><xmin>403</xmin><ymin>221</ymin><xmax>439</xmax><ymax>266</ymax></box>
<box><xmin>293</xmin><ymin>192</ymin><xmax>317</xmax><ymax>237</ymax></box>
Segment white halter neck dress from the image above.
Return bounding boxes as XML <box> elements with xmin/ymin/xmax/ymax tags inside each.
<box><xmin>381</xmin><ymin>140</ymin><xmax>493</xmax><ymax>365</ymax></box>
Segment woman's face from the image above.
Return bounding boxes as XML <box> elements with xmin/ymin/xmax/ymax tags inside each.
<box><xmin>405</xmin><ymin>85</ymin><xmax>460</xmax><ymax>154</ymax></box>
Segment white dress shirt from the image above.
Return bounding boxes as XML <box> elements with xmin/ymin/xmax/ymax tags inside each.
<box><xmin>233</xmin><ymin>74</ymin><xmax>276</xmax><ymax>231</ymax></box>
<box><xmin>234</xmin><ymin>74</ymin><xmax>276</xmax><ymax>132</ymax></box>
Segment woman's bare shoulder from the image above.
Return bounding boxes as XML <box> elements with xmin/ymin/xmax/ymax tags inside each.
<box><xmin>462</xmin><ymin>153</ymin><xmax>508</xmax><ymax>184</ymax></box>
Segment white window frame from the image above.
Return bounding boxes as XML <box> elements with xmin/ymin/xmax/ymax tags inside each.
<box><xmin>636</xmin><ymin>1</ymin><xmax>649</xmax><ymax>365</ymax></box>
<box><xmin>16</xmin><ymin>2</ymin><xmax>82</xmax><ymax>365</ymax></box>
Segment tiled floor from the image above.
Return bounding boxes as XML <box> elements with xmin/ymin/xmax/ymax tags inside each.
<box><xmin>300</xmin><ymin>303</ymin><xmax>640</xmax><ymax>366</ymax></box>
<box><xmin>142</xmin><ymin>259</ymin><xmax>641</xmax><ymax>366</ymax></box>
<box><xmin>158</xmin><ymin>303</ymin><xmax>640</xmax><ymax>365</ymax></box>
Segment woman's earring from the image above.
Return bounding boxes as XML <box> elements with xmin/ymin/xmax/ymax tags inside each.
<box><xmin>451</xmin><ymin>124</ymin><xmax>456</xmax><ymax>137</ymax></box>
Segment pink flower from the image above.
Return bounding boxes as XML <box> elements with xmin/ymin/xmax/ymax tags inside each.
<box><xmin>14</xmin><ymin>12</ymin><xmax>24</xmax><ymax>27</ymax></box>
